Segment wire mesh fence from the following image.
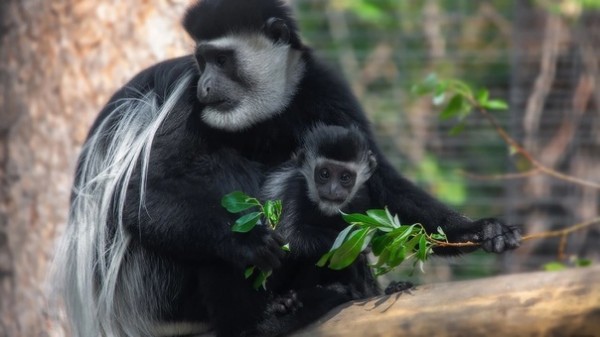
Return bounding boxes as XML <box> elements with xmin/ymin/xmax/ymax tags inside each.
<box><xmin>290</xmin><ymin>0</ymin><xmax>600</xmax><ymax>280</ymax></box>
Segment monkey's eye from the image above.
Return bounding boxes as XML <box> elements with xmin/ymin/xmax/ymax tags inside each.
<box><xmin>215</xmin><ymin>53</ymin><xmax>228</xmax><ymax>67</ymax></box>
<box><xmin>319</xmin><ymin>168</ymin><xmax>330</xmax><ymax>180</ymax></box>
<box><xmin>340</xmin><ymin>172</ymin><xmax>353</xmax><ymax>186</ymax></box>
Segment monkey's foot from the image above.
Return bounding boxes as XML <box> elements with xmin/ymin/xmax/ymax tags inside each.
<box><xmin>267</xmin><ymin>290</ymin><xmax>303</xmax><ymax>316</ymax></box>
<box><xmin>384</xmin><ymin>281</ymin><xmax>414</xmax><ymax>295</ymax></box>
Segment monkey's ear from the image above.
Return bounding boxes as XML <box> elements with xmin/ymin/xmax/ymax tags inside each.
<box><xmin>367</xmin><ymin>150</ymin><xmax>378</xmax><ymax>172</ymax></box>
<box><xmin>266</xmin><ymin>17</ymin><xmax>290</xmax><ymax>44</ymax></box>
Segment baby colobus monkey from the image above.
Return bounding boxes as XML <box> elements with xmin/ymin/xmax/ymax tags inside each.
<box><xmin>263</xmin><ymin>124</ymin><xmax>381</xmax><ymax>302</ymax></box>
<box><xmin>299</xmin><ymin>127</ymin><xmax>377</xmax><ymax>217</ymax></box>
<box><xmin>263</xmin><ymin>123</ymin><xmax>377</xmax><ymax>243</ymax></box>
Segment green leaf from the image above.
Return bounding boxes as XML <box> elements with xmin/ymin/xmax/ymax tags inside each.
<box><xmin>402</xmin><ymin>234</ymin><xmax>422</xmax><ymax>255</ymax></box>
<box><xmin>316</xmin><ymin>251</ymin><xmax>334</xmax><ymax>267</ymax></box>
<box><xmin>390</xmin><ymin>224</ymin><xmax>418</xmax><ymax>243</ymax></box>
<box><xmin>431</xmin><ymin>226</ymin><xmax>448</xmax><ymax>241</ymax></box>
<box><xmin>440</xmin><ymin>94</ymin><xmax>464</xmax><ymax>120</ymax></box>
<box><xmin>423</xmin><ymin>73</ymin><xmax>439</xmax><ymax>87</ymax></box>
<box><xmin>416</xmin><ymin>259</ymin><xmax>425</xmax><ymax>273</ymax></box>
<box><xmin>342</xmin><ymin>213</ymin><xmax>386</xmax><ymax>228</ymax></box>
<box><xmin>330</xmin><ymin>224</ymin><xmax>355</xmax><ymax>251</ymax></box>
<box><xmin>448</xmin><ymin>79</ymin><xmax>473</xmax><ymax>98</ymax></box>
<box><xmin>430</xmin><ymin>233</ymin><xmax>445</xmax><ymax>240</ymax></box>
<box><xmin>385</xmin><ymin>208</ymin><xmax>402</xmax><ymax>228</ymax></box>
<box><xmin>448</xmin><ymin>122</ymin><xmax>466</xmax><ymax>136</ymax></box>
<box><xmin>432</xmin><ymin>92</ymin><xmax>446</xmax><ymax>106</ymax></box>
<box><xmin>373</xmin><ymin>245</ymin><xmax>392</xmax><ymax>267</ymax></box>
<box><xmin>252</xmin><ymin>270</ymin><xmax>272</xmax><ymax>290</ymax></box>
<box><xmin>244</xmin><ymin>266</ymin><xmax>255</xmax><ymax>279</ymax></box>
<box><xmin>231</xmin><ymin>212</ymin><xmax>262</xmax><ymax>233</ymax></box>
<box><xmin>328</xmin><ymin>228</ymin><xmax>370</xmax><ymax>270</ymax></box>
<box><xmin>371</xmin><ymin>234</ymin><xmax>394</xmax><ymax>256</ymax></box>
<box><xmin>417</xmin><ymin>235</ymin><xmax>428</xmax><ymax>261</ymax></box>
<box><xmin>264</xmin><ymin>200</ymin><xmax>282</xmax><ymax>229</ymax></box>
<box><xmin>432</xmin><ymin>81</ymin><xmax>449</xmax><ymax>106</ymax></box>
<box><xmin>365</xmin><ymin>209</ymin><xmax>395</xmax><ymax>228</ymax></box>
<box><xmin>411</xmin><ymin>73</ymin><xmax>439</xmax><ymax>96</ymax></box>
<box><xmin>386</xmin><ymin>245</ymin><xmax>407</xmax><ymax>268</ymax></box>
<box><xmin>361</xmin><ymin>228</ymin><xmax>377</xmax><ymax>251</ymax></box>
<box><xmin>482</xmin><ymin>99</ymin><xmax>508</xmax><ymax>110</ymax></box>
<box><xmin>476</xmin><ymin>89</ymin><xmax>489</xmax><ymax>105</ymax></box>
<box><xmin>543</xmin><ymin>262</ymin><xmax>567</xmax><ymax>271</ymax></box>
<box><xmin>221</xmin><ymin>191</ymin><xmax>261</xmax><ymax>213</ymax></box>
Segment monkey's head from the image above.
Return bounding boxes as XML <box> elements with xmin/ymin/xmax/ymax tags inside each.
<box><xmin>297</xmin><ymin>124</ymin><xmax>377</xmax><ymax>216</ymax></box>
<box><xmin>183</xmin><ymin>0</ymin><xmax>306</xmax><ymax>132</ymax></box>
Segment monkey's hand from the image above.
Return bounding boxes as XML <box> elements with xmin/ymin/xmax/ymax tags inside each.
<box><xmin>229</xmin><ymin>226</ymin><xmax>286</xmax><ymax>271</ymax></box>
<box><xmin>458</xmin><ymin>218</ymin><xmax>521</xmax><ymax>253</ymax></box>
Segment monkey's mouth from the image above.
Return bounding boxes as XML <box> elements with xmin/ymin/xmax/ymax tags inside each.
<box><xmin>319</xmin><ymin>198</ymin><xmax>345</xmax><ymax>210</ymax></box>
<box><xmin>206</xmin><ymin>99</ymin><xmax>238</xmax><ymax>112</ymax></box>
<box><xmin>317</xmin><ymin>199</ymin><xmax>345</xmax><ymax>217</ymax></box>
<box><xmin>321</xmin><ymin>196</ymin><xmax>345</xmax><ymax>204</ymax></box>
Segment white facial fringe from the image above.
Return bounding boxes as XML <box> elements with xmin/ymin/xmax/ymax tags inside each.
<box><xmin>200</xmin><ymin>33</ymin><xmax>305</xmax><ymax>131</ymax></box>
<box><xmin>53</xmin><ymin>72</ymin><xmax>193</xmax><ymax>337</ymax></box>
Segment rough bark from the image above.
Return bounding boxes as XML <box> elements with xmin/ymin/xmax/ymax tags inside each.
<box><xmin>292</xmin><ymin>266</ymin><xmax>600</xmax><ymax>337</ymax></box>
<box><xmin>0</xmin><ymin>1</ymin><xmax>188</xmax><ymax>336</ymax></box>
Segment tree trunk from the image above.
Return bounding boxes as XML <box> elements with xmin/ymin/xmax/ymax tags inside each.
<box><xmin>0</xmin><ymin>1</ymin><xmax>188</xmax><ymax>336</ymax></box>
<box><xmin>292</xmin><ymin>266</ymin><xmax>600</xmax><ymax>337</ymax></box>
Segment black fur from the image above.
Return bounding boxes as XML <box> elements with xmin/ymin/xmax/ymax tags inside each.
<box><xmin>183</xmin><ymin>0</ymin><xmax>302</xmax><ymax>49</ymax></box>
<box><xmin>72</xmin><ymin>0</ymin><xmax>521</xmax><ymax>336</ymax></box>
<box><xmin>301</xmin><ymin>124</ymin><xmax>371</xmax><ymax>163</ymax></box>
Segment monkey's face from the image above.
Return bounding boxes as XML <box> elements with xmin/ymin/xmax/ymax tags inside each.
<box><xmin>312</xmin><ymin>161</ymin><xmax>357</xmax><ymax>215</ymax></box>
<box><xmin>192</xmin><ymin>21</ymin><xmax>305</xmax><ymax>132</ymax></box>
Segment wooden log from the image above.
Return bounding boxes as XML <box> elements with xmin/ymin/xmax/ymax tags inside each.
<box><xmin>292</xmin><ymin>266</ymin><xmax>600</xmax><ymax>337</ymax></box>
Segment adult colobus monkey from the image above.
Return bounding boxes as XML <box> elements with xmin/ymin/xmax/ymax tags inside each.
<box><xmin>55</xmin><ymin>0</ymin><xmax>521</xmax><ymax>336</ymax></box>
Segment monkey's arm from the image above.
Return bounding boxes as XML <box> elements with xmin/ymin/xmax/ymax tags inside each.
<box><xmin>367</xmin><ymin>152</ymin><xmax>521</xmax><ymax>255</ymax></box>
<box><xmin>121</xmin><ymin>147</ymin><xmax>285</xmax><ymax>271</ymax></box>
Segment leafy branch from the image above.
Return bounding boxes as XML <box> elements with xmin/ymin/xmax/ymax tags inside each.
<box><xmin>411</xmin><ymin>74</ymin><xmax>600</xmax><ymax>267</ymax></box>
<box><xmin>221</xmin><ymin>191</ymin><xmax>287</xmax><ymax>289</ymax></box>
<box><xmin>222</xmin><ymin>192</ymin><xmax>452</xmax><ymax>279</ymax></box>
<box><xmin>411</xmin><ymin>73</ymin><xmax>600</xmax><ymax>189</ymax></box>
<box><xmin>316</xmin><ymin>208</ymin><xmax>447</xmax><ymax>276</ymax></box>
<box><xmin>222</xmin><ymin>190</ymin><xmax>598</xmax><ymax>279</ymax></box>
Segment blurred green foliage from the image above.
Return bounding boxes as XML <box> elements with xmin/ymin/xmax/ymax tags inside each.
<box><xmin>293</xmin><ymin>1</ymin><xmax>517</xmax><ymax>280</ymax></box>
<box><xmin>294</xmin><ymin>0</ymin><xmax>515</xmax><ymax>213</ymax></box>
<box><xmin>292</xmin><ymin>0</ymin><xmax>597</xmax><ymax>280</ymax></box>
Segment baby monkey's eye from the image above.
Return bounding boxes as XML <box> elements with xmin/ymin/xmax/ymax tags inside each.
<box><xmin>319</xmin><ymin>168</ymin><xmax>330</xmax><ymax>180</ymax></box>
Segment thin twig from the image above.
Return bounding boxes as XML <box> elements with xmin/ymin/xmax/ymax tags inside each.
<box><xmin>521</xmin><ymin>216</ymin><xmax>600</xmax><ymax>241</ymax></box>
<box><xmin>430</xmin><ymin>216</ymin><xmax>600</xmax><ymax>248</ymax></box>
<box><xmin>467</xmin><ymin>98</ymin><xmax>600</xmax><ymax>189</ymax></box>
<box><xmin>459</xmin><ymin>169</ymin><xmax>541</xmax><ymax>181</ymax></box>
<box><xmin>430</xmin><ymin>239</ymin><xmax>478</xmax><ymax>248</ymax></box>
